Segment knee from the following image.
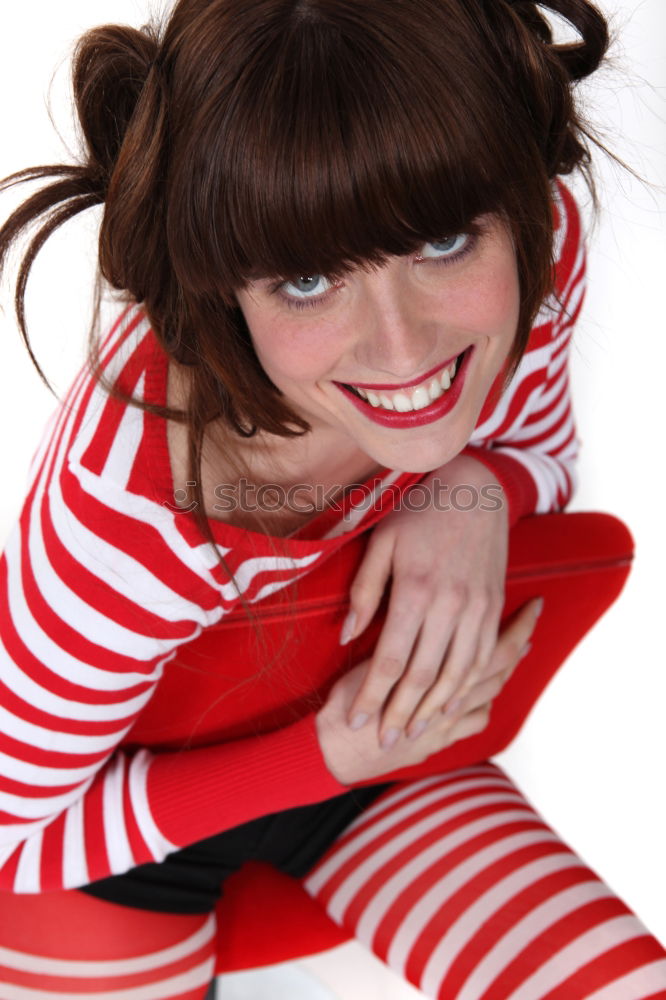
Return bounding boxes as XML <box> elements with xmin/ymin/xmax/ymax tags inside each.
<box><xmin>0</xmin><ymin>889</ymin><xmax>217</xmax><ymax>998</ymax></box>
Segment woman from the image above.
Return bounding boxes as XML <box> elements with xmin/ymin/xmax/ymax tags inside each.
<box><xmin>0</xmin><ymin>1</ymin><xmax>664</xmax><ymax>997</ymax></box>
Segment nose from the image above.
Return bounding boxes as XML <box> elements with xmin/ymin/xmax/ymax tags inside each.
<box><xmin>354</xmin><ymin>264</ymin><xmax>438</xmax><ymax>382</ymax></box>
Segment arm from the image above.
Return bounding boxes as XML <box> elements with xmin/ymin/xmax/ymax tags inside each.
<box><xmin>0</xmin><ymin>394</ymin><xmax>345</xmax><ymax>893</ymax></box>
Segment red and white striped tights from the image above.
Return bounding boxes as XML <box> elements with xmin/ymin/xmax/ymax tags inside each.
<box><xmin>2</xmin><ymin>764</ymin><xmax>665</xmax><ymax>999</ymax></box>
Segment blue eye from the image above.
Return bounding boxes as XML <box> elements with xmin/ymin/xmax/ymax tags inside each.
<box><xmin>270</xmin><ymin>231</ymin><xmax>475</xmax><ymax>311</ymax></box>
<box><xmin>420</xmin><ymin>234</ymin><xmax>470</xmax><ymax>258</ymax></box>
<box><xmin>281</xmin><ymin>275</ymin><xmax>334</xmax><ymax>299</ymax></box>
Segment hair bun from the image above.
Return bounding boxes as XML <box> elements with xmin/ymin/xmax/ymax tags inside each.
<box><xmin>72</xmin><ymin>24</ymin><xmax>159</xmax><ymax>184</ymax></box>
<box><xmin>515</xmin><ymin>1</ymin><xmax>609</xmax><ymax>81</ymax></box>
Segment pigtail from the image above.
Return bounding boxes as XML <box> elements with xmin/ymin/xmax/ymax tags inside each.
<box><xmin>478</xmin><ymin>0</ymin><xmax>610</xmax><ymax>186</ymax></box>
<box><xmin>76</xmin><ymin>27</ymin><xmax>173</xmax><ymax>311</ymax></box>
<box><xmin>0</xmin><ymin>167</ymin><xmax>102</xmax><ymax>392</ymax></box>
<box><xmin>0</xmin><ymin>24</ymin><xmax>161</xmax><ymax>393</ymax></box>
<box><xmin>73</xmin><ymin>25</ymin><xmax>160</xmax><ymax>190</ymax></box>
<box><xmin>535</xmin><ymin>0</ymin><xmax>609</xmax><ymax>81</ymax></box>
<box><xmin>505</xmin><ymin>1</ymin><xmax>608</xmax><ymax>80</ymax></box>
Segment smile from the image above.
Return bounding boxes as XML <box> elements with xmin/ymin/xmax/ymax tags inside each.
<box><xmin>334</xmin><ymin>346</ymin><xmax>473</xmax><ymax>428</ymax></box>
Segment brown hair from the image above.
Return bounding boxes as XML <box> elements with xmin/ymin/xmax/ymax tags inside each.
<box><xmin>0</xmin><ymin>0</ymin><xmax>612</xmax><ymax>594</ymax></box>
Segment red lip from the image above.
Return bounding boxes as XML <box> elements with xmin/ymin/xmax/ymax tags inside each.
<box><xmin>334</xmin><ymin>346</ymin><xmax>473</xmax><ymax>429</ymax></box>
<box><xmin>345</xmin><ymin>352</ymin><xmax>463</xmax><ymax>391</ymax></box>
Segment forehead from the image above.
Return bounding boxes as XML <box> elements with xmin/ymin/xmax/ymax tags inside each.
<box><xmin>169</xmin><ymin>2</ymin><xmax>515</xmax><ymax>295</ymax></box>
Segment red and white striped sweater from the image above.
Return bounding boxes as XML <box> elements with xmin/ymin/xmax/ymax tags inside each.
<box><xmin>0</xmin><ymin>179</ymin><xmax>585</xmax><ymax>893</ymax></box>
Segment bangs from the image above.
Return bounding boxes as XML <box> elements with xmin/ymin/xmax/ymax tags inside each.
<box><xmin>167</xmin><ymin>0</ymin><xmax>526</xmax><ymax>295</ymax></box>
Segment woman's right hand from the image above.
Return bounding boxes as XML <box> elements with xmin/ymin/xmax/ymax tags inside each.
<box><xmin>316</xmin><ymin>597</ymin><xmax>542</xmax><ymax>786</ymax></box>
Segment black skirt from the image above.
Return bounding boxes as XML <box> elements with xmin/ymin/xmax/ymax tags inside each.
<box><xmin>79</xmin><ymin>783</ymin><xmax>392</xmax><ymax>914</ymax></box>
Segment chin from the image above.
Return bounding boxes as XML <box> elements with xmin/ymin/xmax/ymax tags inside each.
<box><xmin>371</xmin><ymin>444</ymin><xmax>464</xmax><ymax>476</ymax></box>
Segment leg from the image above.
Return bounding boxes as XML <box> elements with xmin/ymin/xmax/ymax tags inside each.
<box><xmin>302</xmin><ymin>763</ymin><xmax>666</xmax><ymax>999</ymax></box>
<box><xmin>0</xmin><ymin>888</ymin><xmax>217</xmax><ymax>998</ymax></box>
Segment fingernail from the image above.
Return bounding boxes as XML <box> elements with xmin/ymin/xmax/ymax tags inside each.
<box><xmin>349</xmin><ymin>712</ymin><xmax>369</xmax><ymax>731</ymax></box>
<box><xmin>407</xmin><ymin>719</ymin><xmax>429</xmax><ymax>741</ymax></box>
<box><xmin>381</xmin><ymin>727</ymin><xmax>400</xmax><ymax>750</ymax></box>
<box><xmin>520</xmin><ymin>641</ymin><xmax>532</xmax><ymax>658</ymax></box>
<box><xmin>340</xmin><ymin>610</ymin><xmax>357</xmax><ymax>646</ymax></box>
<box><xmin>444</xmin><ymin>697</ymin><xmax>461</xmax><ymax>717</ymax></box>
<box><xmin>535</xmin><ymin>598</ymin><xmax>545</xmax><ymax>617</ymax></box>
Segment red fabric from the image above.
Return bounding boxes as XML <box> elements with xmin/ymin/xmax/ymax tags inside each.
<box><xmin>214</xmin><ymin>862</ymin><xmax>351</xmax><ymax>970</ymax></box>
<box><xmin>153</xmin><ymin>511</ymin><xmax>633</xmax><ymax>776</ymax></box>
<box><xmin>0</xmin><ymin>891</ymin><xmax>216</xmax><ymax>997</ymax></box>
<box><xmin>202</xmin><ymin>510</ymin><xmax>635</xmax><ymax>970</ymax></box>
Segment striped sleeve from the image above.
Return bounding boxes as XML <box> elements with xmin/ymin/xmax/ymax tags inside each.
<box><xmin>0</xmin><ymin>315</ymin><xmax>346</xmax><ymax>894</ymax></box>
<box><xmin>461</xmin><ymin>179</ymin><xmax>585</xmax><ymax>525</ymax></box>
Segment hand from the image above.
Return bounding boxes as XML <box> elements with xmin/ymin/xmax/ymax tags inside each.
<box><xmin>340</xmin><ymin>454</ymin><xmax>513</xmax><ymax>746</ymax></box>
<box><xmin>318</xmin><ymin>596</ymin><xmax>542</xmax><ymax>785</ymax></box>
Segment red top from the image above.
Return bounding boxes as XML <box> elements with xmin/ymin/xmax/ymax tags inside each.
<box><xmin>0</xmin><ymin>179</ymin><xmax>585</xmax><ymax>891</ymax></box>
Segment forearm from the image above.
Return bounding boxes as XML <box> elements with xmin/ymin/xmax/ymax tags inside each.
<box><xmin>0</xmin><ymin>713</ymin><xmax>346</xmax><ymax>893</ymax></box>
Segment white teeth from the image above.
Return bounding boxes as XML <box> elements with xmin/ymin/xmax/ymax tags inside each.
<box><xmin>428</xmin><ymin>378</ymin><xmax>443</xmax><ymax>402</ymax></box>
<box><xmin>410</xmin><ymin>386</ymin><xmax>431</xmax><ymax>410</ymax></box>
<box><xmin>392</xmin><ymin>392</ymin><xmax>413</xmax><ymax>413</ymax></box>
<box><xmin>349</xmin><ymin>352</ymin><xmax>464</xmax><ymax>413</ymax></box>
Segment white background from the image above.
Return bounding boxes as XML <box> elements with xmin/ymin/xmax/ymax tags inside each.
<box><xmin>0</xmin><ymin>0</ymin><xmax>664</xmax><ymax>961</ymax></box>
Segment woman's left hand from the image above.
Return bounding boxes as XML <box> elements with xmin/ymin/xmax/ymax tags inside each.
<box><xmin>341</xmin><ymin>452</ymin><xmax>509</xmax><ymax>747</ymax></box>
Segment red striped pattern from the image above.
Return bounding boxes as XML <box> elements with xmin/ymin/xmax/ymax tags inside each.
<box><xmin>465</xmin><ymin>178</ymin><xmax>585</xmax><ymax>521</ymax></box>
<box><xmin>303</xmin><ymin>764</ymin><xmax>666</xmax><ymax>999</ymax></box>
<box><xmin>0</xmin><ymin>180</ymin><xmax>589</xmax><ymax>893</ymax></box>
<box><xmin>0</xmin><ymin>891</ymin><xmax>216</xmax><ymax>998</ymax></box>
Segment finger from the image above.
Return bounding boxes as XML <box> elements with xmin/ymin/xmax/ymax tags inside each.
<box><xmin>448</xmin><ymin>625</ymin><xmax>535</xmax><ymax>718</ymax></box>
<box><xmin>460</xmin><ymin>587</ymin><xmax>505</xmax><ymax>688</ymax></box>
<box><xmin>375</xmin><ymin>595</ymin><xmax>461</xmax><ymax>745</ymax></box>
<box><xmin>473</xmin><ymin>597</ymin><xmax>541</xmax><ymax>685</ymax></box>
<box><xmin>437</xmin><ymin>586</ymin><xmax>504</xmax><ymax>710</ymax></box>
<box><xmin>477</xmin><ymin>637</ymin><xmax>531</xmax><ymax>695</ymax></box>
<box><xmin>398</xmin><ymin>600</ymin><xmax>483</xmax><ymax>742</ymax></box>
<box><xmin>452</xmin><ymin>671</ymin><xmax>506</xmax><ymax>716</ymax></box>
<box><xmin>345</xmin><ymin>580</ymin><xmax>428</xmax><ymax>729</ymax></box>
<box><xmin>436</xmin><ymin>704</ymin><xmax>491</xmax><ymax>746</ymax></box>
<box><xmin>485</xmin><ymin>595</ymin><xmax>544</xmax><ymax>677</ymax></box>
<box><xmin>406</xmin><ymin>596</ymin><xmax>538</xmax><ymax>739</ymax></box>
<box><xmin>340</xmin><ymin>529</ymin><xmax>395</xmax><ymax>646</ymax></box>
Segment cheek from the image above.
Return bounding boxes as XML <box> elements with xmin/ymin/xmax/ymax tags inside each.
<box><xmin>452</xmin><ymin>257</ymin><xmax>520</xmax><ymax>337</ymax></box>
<box><xmin>493</xmin><ymin>267</ymin><xmax>521</xmax><ymax>336</ymax></box>
<box><xmin>244</xmin><ymin>310</ymin><xmax>342</xmax><ymax>385</ymax></box>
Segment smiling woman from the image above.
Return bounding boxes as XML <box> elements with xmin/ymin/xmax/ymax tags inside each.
<box><xmin>235</xmin><ymin>215</ymin><xmax>520</xmax><ymax>473</ymax></box>
<box><xmin>0</xmin><ymin>2</ymin><xmax>665</xmax><ymax>999</ymax></box>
